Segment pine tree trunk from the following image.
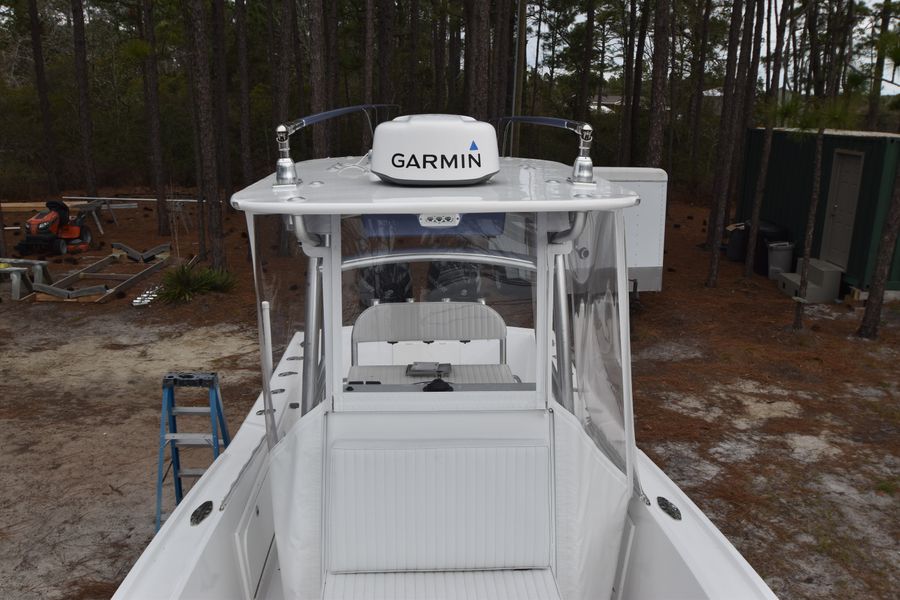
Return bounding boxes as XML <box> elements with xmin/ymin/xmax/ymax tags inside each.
<box><xmin>275</xmin><ymin>0</ymin><xmax>292</xmax><ymax>124</ymax></box>
<box><xmin>665</xmin><ymin>2</ymin><xmax>677</xmax><ymax>174</ymax></box>
<box><xmin>406</xmin><ymin>0</ymin><xmax>421</xmax><ymax>112</ymax></box>
<box><xmin>298</xmin><ymin>2</ymin><xmax>309</xmax><ymax>120</ymax></box>
<box><xmin>27</xmin><ymin>0</ymin><xmax>59</xmax><ymax>196</ymax></box>
<box><xmin>211</xmin><ymin>0</ymin><xmax>232</xmax><ymax>196</ymax></box>
<box><xmin>687</xmin><ymin>0</ymin><xmax>713</xmax><ymax>175</ymax></box>
<box><xmin>511</xmin><ymin>0</ymin><xmax>527</xmax><ymax>154</ymax></box>
<box><xmin>781</xmin><ymin>7</ymin><xmax>794</xmax><ymax>96</ymax></box>
<box><xmin>309</xmin><ymin>0</ymin><xmax>328</xmax><ymax>155</ymax></box>
<box><xmin>807</xmin><ymin>0</ymin><xmax>824</xmax><ymax>97</ymax></box>
<box><xmin>325</xmin><ymin>0</ymin><xmax>339</xmax><ymax>149</ymax></box>
<box><xmin>646</xmin><ymin>0</ymin><xmax>670</xmax><ymax>167</ymax></box>
<box><xmin>706</xmin><ymin>0</ymin><xmax>744</xmax><ymax>252</ymax></box>
<box><xmin>548</xmin><ymin>10</ymin><xmax>558</xmax><ymax>88</ymax></box>
<box><xmin>744</xmin><ymin>0</ymin><xmax>792</xmax><ymax>278</ymax></box>
<box><xmin>378</xmin><ymin>0</ymin><xmax>395</xmax><ymax>104</ymax></box>
<box><xmin>823</xmin><ymin>0</ymin><xmax>848</xmax><ymax>98</ymax></box>
<box><xmin>628</xmin><ymin>0</ymin><xmax>650</xmax><ymax>166</ymax></box>
<box><xmin>618</xmin><ymin>0</ymin><xmax>637</xmax><ymax>165</ymax></box>
<box><xmin>365</xmin><ymin>0</ymin><xmax>376</xmax><ymax>106</ymax></box>
<box><xmin>576</xmin><ymin>0</ymin><xmax>596</xmax><ymax>123</ymax></box>
<box><xmin>704</xmin><ymin>0</ymin><xmax>744</xmax><ymax>285</ymax></box>
<box><xmin>448</xmin><ymin>14</ymin><xmax>461</xmax><ymax>110</ymax></box>
<box><xmin>273</xmin><ymin>0</ymin><xmax>295</xmax><ymax>258</ymax></box>
<box><xmin>857</xmin><ymin>159</ymin><xmax>900</xmax><ymax>338</ymax></box>
<box><xmin>235</xmin><ymin>0</ymin><xmax>254</xmax><ymax>186</ymax></box>
<box><xmin>793</xmin><ymin>127</ymin><xmax>825</xmax><ymax>330</ymax></box>
<box><xmin>265</xmin><ymin>0</ymin><xmax>277</xmax><ymax>128</ymax></box>
<box><xmin>70</xmin><ymin>0</ymin><xmax>97</xmax><ymax>197</ymax></box>
<box><xmin>464</xmin><ymin>0</ymin><xmax>475</xmax><ymax>112</ymax></box>
<box><xmin>182</xmin><ymin>3</ymin><xmax>207</xmax><ymax>260</ymax></box>
<box><xmin>596</xmin><ymin>26</ymin><xmax>606</xmax><ymax>115</ymax></box>
<box><xmin>790</xmin><ymin>10</ymin><xmax>800</xmax><ymax>96</ymax></box>
<box><xmin>466</xmin><ymin>0</ymin><xmax>491</xmax><ymax>120</ymax></box>
<box><xmin>797</xmin><ymin>13</ymin><xmax>807</xmax><ymax>96</ymax></box>
<box><xmin>725</xmin><ymin>0</ymin><xmax>765</xmax><ymax>225</ymax></box>
<box><xmin>838</xmin><ymin>0</ymin><xmax>855</xmax><ymax>100</ymax></box>
<box><xmin>530</xmin><ymin>0</ymin><xmax>544</xmax><ymax>115</ymax></box>
<box><xmin>864</xmin><ymin>0</ymin><xmax>887</xmax><ymax>129</ymax></box>
<box><xmin>186</xmin><ymin>0</ymin><xmax>226</xmax><ymax>270</ymax></box>
<box><xmin>140</xmin><ymin>0</ymin><xmax>170</xmax><ymax>236</ymax></box>
<box><xmin>490</xmin><ymin>0</ymin><xmax>511</xmax><ymax>120</ymax></box>
<box><xmin>433</xmin><ymin>0</ymin><xmax>448</xmax><ymax>111</ymax></box>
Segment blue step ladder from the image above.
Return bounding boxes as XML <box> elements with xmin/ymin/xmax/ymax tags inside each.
<box><xmin>155</xmin><ymin>372</ymin><xmax>230</xmax><ymax>531</ymax></box>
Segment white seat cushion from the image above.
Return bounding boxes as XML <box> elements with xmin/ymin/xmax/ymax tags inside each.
<box><xmin>327</xmin><ymin>443</ymin><xmax>551</xmax><ymax>573</ymax></box>
<box><xmin>323</xmin><ymin>569</ymin><xmax>562</xmax><ymax>600</ymax></box>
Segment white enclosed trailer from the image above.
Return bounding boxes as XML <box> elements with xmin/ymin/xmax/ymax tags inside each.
<box><xmin>596</xmin><ymin>167</ymin><xmax>668</xmax><ymax>292</ymax></box>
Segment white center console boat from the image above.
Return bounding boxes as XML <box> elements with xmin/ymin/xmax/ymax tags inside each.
<box><xmin>113</xmin><ymin>108</ymin><xmax>777</xmax><ymax>599</ymax></box>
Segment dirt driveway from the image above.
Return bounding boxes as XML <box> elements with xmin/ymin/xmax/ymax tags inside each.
<box><xmin>0</xmin><ymin>197</ymin><xmax>898</xmax><ymax>599</ymax></box>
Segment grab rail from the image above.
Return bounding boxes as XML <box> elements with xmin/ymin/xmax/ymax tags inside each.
<box><xmin>341</xmin><ymin>250</ymin><xmax>537</xmax><ymax>272</ymax></box>
<box><xmin>497</xmin><ymin>116</ymin><xmax>594</xmax><ymax>184</ymax></box>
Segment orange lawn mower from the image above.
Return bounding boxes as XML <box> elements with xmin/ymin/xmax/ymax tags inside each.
<box><xmin>16</xmin><ymin>200</ymin><xmax>93</xmax><ymax>255</ymax></box>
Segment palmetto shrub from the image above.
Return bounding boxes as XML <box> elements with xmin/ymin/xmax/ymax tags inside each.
<box><xmin>159</xmin><ymin>264</ymin><xmax>236</xmax><ymax>303</ymax></box>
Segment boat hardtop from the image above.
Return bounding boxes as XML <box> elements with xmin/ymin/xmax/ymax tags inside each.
<box><xmin>231</xmin><ymin>156</ymin><xmax>640</xmax><ymax>215</ymax></box>
<box><xmin>114</xmin><ymin>109</ymin><xmax>777</xmax><ymax>600</ymax></box>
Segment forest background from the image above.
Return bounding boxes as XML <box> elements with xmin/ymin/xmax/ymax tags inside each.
<box><xmin>0</xmin><ymin>0</ymin><xmax>898</xmax><ymax>316</ymax></box>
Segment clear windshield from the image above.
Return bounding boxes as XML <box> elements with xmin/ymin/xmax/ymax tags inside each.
<box><xmin>339</xmin><ymin>213</ymin><xmax>538</xmax><ymax>393</ymax></box>
<box><xmin>248</xmin><ymin>213</ymin><xmax>324</xmax><ymax>416</ymax></box>
<box><xmin>247</xmin><ymin>208</ymin><xmax>630</xmax><ymax>448</ymax></box>
<box><xmin>564</xmin><ymin>211</ymin><xmax>627</xmax><ymax>471</ymax></box>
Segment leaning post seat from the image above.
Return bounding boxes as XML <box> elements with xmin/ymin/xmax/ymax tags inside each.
<box><xmin>348</xmin><ymin>301</ymin><xmax>517</xmax><ymax>388</ymax></box>
<box><xmin>320</xmin><ymin>410</ymin><xmax>562</xmax><ymax>600</ymax></box>
<box><xmin>350</xmin><ymin>301</ymin><xmax>508</xmax><ymax>365</ymax></box>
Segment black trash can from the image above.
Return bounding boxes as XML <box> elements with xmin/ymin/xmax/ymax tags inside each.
<box><xmin>726</xmin><ymin>223</ymin><xmax>748</xmax><ymax>262</ymax></box>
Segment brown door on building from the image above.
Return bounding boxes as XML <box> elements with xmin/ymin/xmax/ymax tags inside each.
<box><xmin>821</xmin><ymin>150</ymin><xmax>864</xmax><ymax>270</ymax></box>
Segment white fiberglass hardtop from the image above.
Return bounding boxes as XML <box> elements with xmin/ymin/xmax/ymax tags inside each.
<box><xmin>114</xmin><ymin>110</ymin><xmax>776</xmax><ymax>600</ymax></box>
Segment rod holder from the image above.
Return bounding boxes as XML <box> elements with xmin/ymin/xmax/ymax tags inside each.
<box><xmin>272</xmin><ymin>104</ymin><xmax>398</xmax><ymax>189</ymax></box>
<box><xmin>571</xmin><ymin>124</ymin><xmax>594</xmax><ymax>184</ymax></box>
<box><xmin>275</xmin><ymin>125</ymin><xmax>299</xmax><ymax>187</ymax></box>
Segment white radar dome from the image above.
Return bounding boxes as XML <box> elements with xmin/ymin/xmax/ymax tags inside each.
<box><xmin>371</xmin><ymin>114</ymin><xmax>500</xmax><ymax>186</ymax></box>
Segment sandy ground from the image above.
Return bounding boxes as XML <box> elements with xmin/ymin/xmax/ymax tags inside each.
<box><xmin>0</xmin><ymin>197</ymin><xmax>898</xmax><ymax>599</ymax></box>
<box><xmin>630</xmin><ymin>198</ymin><xmax>900</xmax><ymax>598</ymax></box>
<box><xmin>0</xmin><ymin>304</ymin><xmax>260</xmax><ymax>600</ymax></box>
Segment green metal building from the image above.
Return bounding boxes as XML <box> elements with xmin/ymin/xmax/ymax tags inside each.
<box><xmin>739</xmin><ymin>128</ymin><xmax>900</xmax><ymax>291</ymax></box>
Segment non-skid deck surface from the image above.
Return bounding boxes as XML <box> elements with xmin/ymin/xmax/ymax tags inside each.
<box><xmin>323</xmin><ymin>569</ymin><xmax>561</xmax><ymax>600</ymax></box>
<box><xmin>347</xmin><ymin>364</ymin><xmax>516</xmax><ymax>385</ymax></box>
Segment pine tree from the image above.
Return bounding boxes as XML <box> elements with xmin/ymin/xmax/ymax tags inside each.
<box><xmin>140</xmin><ymin>0</ymin><xmax>171</xmax><ymax>236</ymax></box>
<box><xmin>27</xmin><ymin>0</ymin><xmax>58</xmax><ymax>196</ymax></box>
<box><xmin>71</xmin><ymin>0</ymin><xmax>98</xmax><ymax>197</ymax></box>
<box><xmin>186</xmin><ymin>0</ymin><xmax>226</xmax><ymax>270</ymax></box>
